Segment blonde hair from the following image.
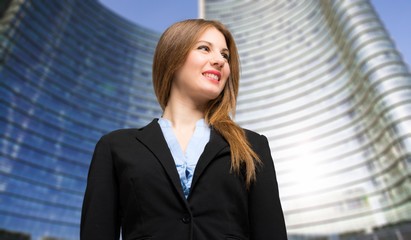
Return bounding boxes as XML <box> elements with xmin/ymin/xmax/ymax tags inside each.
<box><xmin>152</xmin><ymin>19</ymin><xmax>260</xmax><ymax>186</ymax></box>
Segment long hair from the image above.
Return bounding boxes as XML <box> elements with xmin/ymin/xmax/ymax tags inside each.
<box><xmin>152</xmin><ymin>19</ymin><xmax>261</xmax><ymax>186</ymax></box>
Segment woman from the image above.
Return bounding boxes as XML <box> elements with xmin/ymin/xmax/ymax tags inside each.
<box><xmin>81</xmin><ymin>19</ymin><xmax>287</xmax><ymax>240</ymax></box>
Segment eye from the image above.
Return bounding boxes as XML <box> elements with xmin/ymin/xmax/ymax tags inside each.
<box><xmin>197</xmin><ymin>45</ymin><xmax>210</xmax><ymax>51</ymax></box>
<box><xmin>221</xmin><ymin>52</ymin><xmax>230</xmax><ymax>61</ymax></box>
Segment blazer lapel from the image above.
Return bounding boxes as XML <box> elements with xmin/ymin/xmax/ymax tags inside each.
<box><xmin>134</xmin><ymin>119</ymin><xmax>186</xmax><ymax>202</ymax></box>
<box><xmin>190</xmin><ymin>128</ymin><xmax>229</xmax><ymax>191</ymax></box>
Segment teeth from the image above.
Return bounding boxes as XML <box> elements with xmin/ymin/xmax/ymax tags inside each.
<box><xmin>203</xmin><ymin>73</ymin><xmax>219</xmax><ymax>81</ymax></box>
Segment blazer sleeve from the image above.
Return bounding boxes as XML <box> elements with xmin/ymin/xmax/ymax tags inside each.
<box><xmin>248</xmin><ymin>134</ymin><xmax>288</xmax><ymax>240</ymax></box>
<box><xmin>80</xmin><ymin>136</ymin><xmax>120</xmax><ymax>240</ymax></box>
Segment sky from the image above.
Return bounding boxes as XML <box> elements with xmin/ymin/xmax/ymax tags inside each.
<box><xmin>99</xmin><ymin>0</ymin><xmax>410</xmax><ymax>68</ymax></box>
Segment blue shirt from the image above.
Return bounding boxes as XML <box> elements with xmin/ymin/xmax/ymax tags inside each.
<box><xmin>158</xmin><ymin>118</ymin><xmax>211</xmax><ymax>198</ymax></box>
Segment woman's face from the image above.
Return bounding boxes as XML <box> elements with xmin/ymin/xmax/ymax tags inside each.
<box><xmin>171</xmin><ymin>27</ymin><xmax>230</xmax><ymax>106</ymax></box>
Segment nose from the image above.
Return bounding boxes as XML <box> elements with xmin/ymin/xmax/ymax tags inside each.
<box><xmin>210</xmin><ymin>54</ymin><xmax>225</xmax><ymax>68</ymax></box>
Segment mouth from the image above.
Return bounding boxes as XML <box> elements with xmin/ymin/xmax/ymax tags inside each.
<box><xmin>202</xmin><ymin>71</ymin><xmax>221</xmax><ymax>82</ymax></box>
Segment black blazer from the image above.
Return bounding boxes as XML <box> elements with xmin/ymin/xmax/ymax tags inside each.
<box><xmin>80</xmin><ymin>119</ymin><xmax>287</xmax><ymax>240</ymax></box>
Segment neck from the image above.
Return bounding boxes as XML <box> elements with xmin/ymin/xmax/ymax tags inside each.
<box><xmin>162</xmin><ymin>100</ymin><xmax>205</xmax><ymax>130</ymax></box>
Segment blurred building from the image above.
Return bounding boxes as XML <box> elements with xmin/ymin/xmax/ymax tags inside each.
<box><xmin>0</xmin><ymin>0</ymin><xmax>161</xmax><ymax>239</ymax></box>
<box><xmin>203</xmin><ymin>0</ymin><xmax>411</xmax><ymax>238</ymax></box>
<box><xmin>0</xmin><ymin>0</ymin><xmax>410</xmax><ymax>239</ymax></box>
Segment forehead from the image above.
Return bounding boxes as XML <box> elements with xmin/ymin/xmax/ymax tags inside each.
<box><xmin>196</xmin><ymin>27</ymin><xmax>228</xmax><ymax>49</ymax></box>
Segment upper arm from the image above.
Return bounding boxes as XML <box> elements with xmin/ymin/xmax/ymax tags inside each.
<box><xmin>248</xmin><ymin>134</ymin><xmax>288</xmax><ymax>240</ymax></box>
<box><xmin>80</xmin><ymin>137</ymin><xmax>120</xmax><ymax>239</ymax></box>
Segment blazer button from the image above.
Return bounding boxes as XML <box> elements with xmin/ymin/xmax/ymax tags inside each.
<box><xmin>181</xmin><ymin>216</ymin><xmax>191</xmax><ymax>224</ymax></box>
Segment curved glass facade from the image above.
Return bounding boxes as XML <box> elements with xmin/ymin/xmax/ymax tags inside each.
<box><xmin>0</xmin><ymin>0</ymin><xmax>160</xmax><ymax>239</ymax></box>
<box><xmin>205</xmin><ymin>0</ymin><xmax>411</xmax><ymax>237</ymax></box>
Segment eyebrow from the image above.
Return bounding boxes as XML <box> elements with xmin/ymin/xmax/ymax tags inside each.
<box><xmin>197</xmin><ymin>40</ymin><xmax>229</xmax><ymax>53</ymax></box>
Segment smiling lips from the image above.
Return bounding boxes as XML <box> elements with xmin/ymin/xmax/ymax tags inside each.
<box><xmin>202</xmin><ymin>70</ymin><xmax>221</xmax><ymax>82</ymax></box>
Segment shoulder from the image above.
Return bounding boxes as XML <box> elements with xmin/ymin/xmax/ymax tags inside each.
<box><xmin>242</xmin><ymin>128</ymin><xmax>272</xmax><ymax>159</ymax></box>
<box><xmin>101</xmin><ymin>128</ymin><xmax>139</xmax><ymax>141</ymax></box>
<box><xmin>243</xmin><ymin>128</ymin><xmax>267</xmax><ymax>143</ymax></box>
<box><xmin>99</xmin><ymin>119</ymin><xmax>157</xmax><ymax>144</ymax></box>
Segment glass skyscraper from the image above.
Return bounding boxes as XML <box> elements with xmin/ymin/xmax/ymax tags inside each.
<box><xmin>0</xmin><ymin>0</ymin><xmax>161</xmax><ymax>239</ymax></box>
<box><xmin>1</xmin><ymin>0</ymin><xmax>410</xmax><ymax>239</ymax></box>
<box><xmin>204</xmin><ymin>0</ymin><xmax>411</xmax><ymax>238</ymax></box>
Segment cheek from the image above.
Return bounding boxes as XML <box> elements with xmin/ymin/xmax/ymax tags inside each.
<box><xmin>223</xmin><ymin>66</ymin><xmax>231</xmax><ymax>83</ymax></box>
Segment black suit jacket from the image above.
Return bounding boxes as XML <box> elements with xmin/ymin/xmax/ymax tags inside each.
<box><xmin>80</xmin><ymin>119</ymin><xmax>287</xmax><ymax>240</ymax></box>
